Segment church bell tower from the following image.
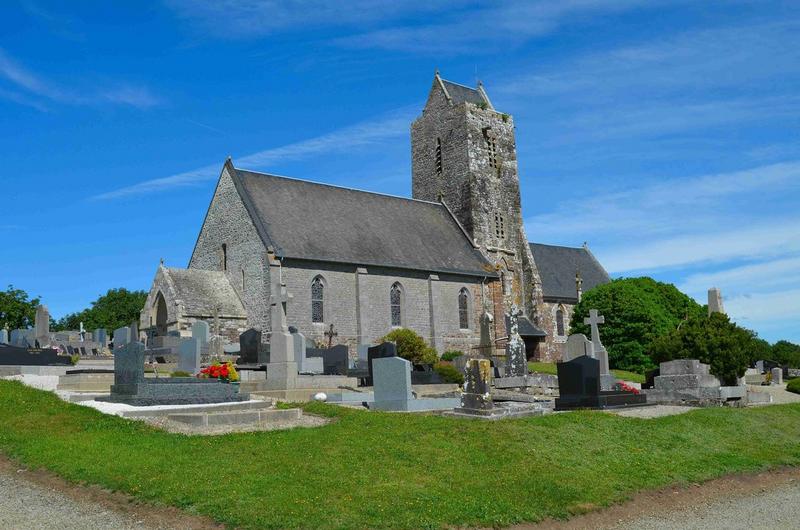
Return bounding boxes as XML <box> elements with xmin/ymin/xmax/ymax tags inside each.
<box><xmin>411</xmin><ymin>72</ymin><xmax>542</xmax><ymax>317</ymax></box>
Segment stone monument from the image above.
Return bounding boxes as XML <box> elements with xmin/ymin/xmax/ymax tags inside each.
<box><xmin>113</xmin><ymin>326</ymin><xmax>131</xmax><ymax>349</ymax></box>
<box><xmin>264</xmin><ymin>252</ymin><xmax>298</xmax><ymax>391</ymax></box>
<box><xmin>504</xmin><ymin>305</ymin><xmax>527</xmax><ymax>377</ymax></box>
<box><xmin>34</xmin><ymin>305</ymin><xmax>50</xmax><ymax>346</ymax></box>
<box><xmin>369</xmin><ymin>356</ymin><xmax>459</xmax><ymax>411</ymax></box>
<box><xmin>0</xmin><ymin>328</ymin><xmax>7</xmax><ymax>345</ymax></box>
<box><xmin>564</xmin><ymin>333</ymin><xmax>594</xmax><ymax>362</ymax></box>
<box><xmin>178</xmin><ymin>337</ymin><xmax>202</xmax><ymax>374</ymax></box>
<box><xmin>584</xmin><ymin>309</ymin><xmax>614</xmax><ymax>390</ymax></box>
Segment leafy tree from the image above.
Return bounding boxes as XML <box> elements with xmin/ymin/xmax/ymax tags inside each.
<box><xmin>0</xmin><ymin>285</ymin><xmax>40</xmax><ymax>330</ymax></box>
<box><xmin>772</xmin><ymin>340</ymin><xmax>800</xmax><ymax>368</ymax></box>
<box><xmin>379</xmin><ymin>328</ymin><xmax>438</xmax><ymax>365</ymax></box>
<box><xmin>53</xmin><ymin>288</ymin><xmax>147</xmax><ymax>332</ymax></box>
<box><xmin>570</xmin><ymin>277</ymin><xmax>705</xmax><ymax>373</ymax></box>
<box><xmin>649</xmin><ymin>313</ymin><xmax>755</xmax><ymax>385</ymax></box>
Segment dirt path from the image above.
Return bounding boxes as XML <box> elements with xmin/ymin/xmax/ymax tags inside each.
<box><xmin>523</xmin><ymin>467</ymin><xmax>800</xmax><ymax>530</ymax></box>
<box><xmin>0</xmin><ymin>456</ymin><xmax>223</xmax><ymax>530</ymax></box>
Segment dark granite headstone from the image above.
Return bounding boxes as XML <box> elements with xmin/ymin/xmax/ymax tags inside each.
<box><xmin>113</xmin><ymin>341</ymin><xmax>146</xmax><ymax>387</ymax></box>
<box><xmin>0</xmin><ymin>344</ymin><xmax>72</xmax><ymax>366</ymax></box>
<box><xmin>238</xmin><ymin>328</ymin><xmax>262</xmax><ymax>365</ymax></box>
<box><xmin>555</xmin><ymin>355</ymin><xmax>647</xmax><ymax>410</ymax></box>
<box><xmin>410</xmin><ymin>363</ymin><xmax>444</xmax><ymax>385</ymax></box>
<box><xmin>367</xmin><ymin>342</ymin><xmax>397</xmax><ymax>383</ymax></box>
<box><xmin>307</xmin><ymin>344</ymin><xmax>349</xmax><ymax>375</ymax></box>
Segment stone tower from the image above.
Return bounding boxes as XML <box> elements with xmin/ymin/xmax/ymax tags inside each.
<box><xmin>411</xmin><ymin>72</ymin><xmax>542</xmax><ymax>317</ymax></box>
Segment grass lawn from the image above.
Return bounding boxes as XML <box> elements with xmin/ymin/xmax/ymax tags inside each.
<box><xmin>2</xmin><ymin>381</ymin><xmax>800</xmax><ymax>529</ymax></box>
<box><xmin>529</xmin><ymin>361</ymin><xmax>646</xmax><ymax>384</ymax></box>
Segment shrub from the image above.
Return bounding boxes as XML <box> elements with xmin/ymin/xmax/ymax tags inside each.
<box><xmin>441</xmin><ymin>350</ymin><xmax>464</xmax><ymax>362</ymax></box>
<box><xmin>434</xmin><ymin>362</ymin><xmax>465</xmax><ymax>385</ymax></box>
<box><xmin>773</xmin><ymin>340</ymin><xmax>800</xmax><ymax>368</ymax></box>
<box><xmin>787</xmin><ymin>378</ymin><xmax>800</xmax><ymax>395</ymax></box>
<box><xmin>69</xmin><ymin>354</ymin><xmax>80</xmax><ymax>365</ymax></box>
<box><xmin>379</xmin><ymin>328</ymin><xmax>438</xmax><ymax>365</ymax></box>
<box><xmin>171</xmin><ymin>370</ymin><xmax>191</xmax><ymax>377</ymax></box>
<box><xmin>570</xmin><ymin>277</ymin><xmax>706</xmax><ymax>373</ymax></box>
<box><xmin>650</xmin><ymin>313</ymin><xmax>756</xmax><ymax>386</ymax></box>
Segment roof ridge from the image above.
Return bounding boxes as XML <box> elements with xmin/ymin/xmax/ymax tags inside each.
<box><xmin>440</xmin><ymin>78</ymin><xmax>479</xmax><ymax>91</ymax></box>
<box><xmin>233</xmin><ymin>166</ymin><xmax>444</xmax><ymax>206</ymax></box>
<box><xmin>529</xmin><ymin>242</ymin><xmax>588</xmax><ymax>251</ymax></box>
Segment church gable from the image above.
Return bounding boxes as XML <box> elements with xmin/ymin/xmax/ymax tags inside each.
<box><xmin>529</xmin><ymin>243</ymin><xmax>611</xmax><ymax>302</ymax></box>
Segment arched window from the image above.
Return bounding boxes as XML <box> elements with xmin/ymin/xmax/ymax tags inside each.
<box><xmin>221</xmin><ymin>244</ymin><xmax>227</xmax><ymax>271</ymax></box>
<box><xmin>390</xmin><ymin>283</ymin><xmax>403</xmax><ymax>327</ymax></box>
<box><xmin>556</xmin><ymin>307</ymin><xmax>565</xmax><ymax>336</ymax></box>
<box><xmin>458</xmin><ymin>288</ymin><xmax>470</xmax><ymax>329</ymax></box>
<box><xmin>311</xmin><ymin>277</ymin><xmax>324</xmax><ymax>323</ymax></box>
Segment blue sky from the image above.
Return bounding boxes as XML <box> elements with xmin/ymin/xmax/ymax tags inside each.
<box><xmin>1</xmin><ymin>1</ymin><xmax>798</xmax><ymax>343</ymax></box>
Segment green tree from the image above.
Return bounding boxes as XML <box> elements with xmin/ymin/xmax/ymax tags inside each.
<box><xmin>0</xmin><ymin>285</ymin><xmax>40</xmax><ymax>330</ymax></box>
<box><xmin>570</xmin><ymin>277</ymin><xmax>705</xmax><ymax>374</ymax></box>
<box><xmin>53</xmin><ymin>288</ymin><xmax>147</xmax><ymax>332</ymax></box>
<box><xmin>650</xmin><ymin>312</ymin><xmax>755</xmax><ymax>385</ymax></box>
<box><xmin>379</xmin><ymin>328</ymin><xmax>438</xmax><ymax>365</ymax></box>
<box><xmin>772</xmin><ymin>340</ymin><xmax>800</xmax><ymax>368</ymax></box>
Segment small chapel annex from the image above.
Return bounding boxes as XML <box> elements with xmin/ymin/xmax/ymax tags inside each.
<box><xmin>140</xmin><ymin>72</ymin><xmax>610</xmax><ymax>362</ymax></box>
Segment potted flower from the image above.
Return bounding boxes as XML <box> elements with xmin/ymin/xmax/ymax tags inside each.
<box><xmin>613</xmin><ymin>381</ymin><xmax>640</xmax><ymax>395</ymax></box>
<box><xmin>198</xmin><ymin>361</ymin><xmax>240</xmax><ymax>383</ymax></box>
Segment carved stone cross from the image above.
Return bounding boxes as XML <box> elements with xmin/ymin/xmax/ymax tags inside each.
<box><xmin>583</xmin><ymin>309</ymin><xmax>605</xmax><ymax>353</ymax></box>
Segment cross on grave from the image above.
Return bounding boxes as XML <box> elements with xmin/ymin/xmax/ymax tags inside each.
<box><xmin>584</xmin><ymin>309</ymin><xmax>605</xmax><ymax>352</ymax></box>
<box><xmin>324</xmin><ymin>323</ymin><xmax>338</xmax><ymax>348</ymax></box>
<box><xmin>79</xmin><ymin>322</ymin><xmax>86</xmax><ymax>342</ymax></box>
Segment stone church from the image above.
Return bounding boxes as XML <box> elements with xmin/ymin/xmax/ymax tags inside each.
<box><xmin>140</xmin><ymin>72</ymin><xmax>609</xmax><ymax>361</ymax></box>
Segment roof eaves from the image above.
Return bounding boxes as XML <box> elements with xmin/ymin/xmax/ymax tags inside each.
<box><xmin>281</xmin><ymin>255</ymin><xmax>498</xmax><ymax>279</ymax></box>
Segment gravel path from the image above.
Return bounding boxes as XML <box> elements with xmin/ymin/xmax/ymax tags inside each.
<box><xmin>0</xmin><ymin>469</ymin><xmax>160</xmax><ymax>530</ymax></box>
<box><xmin>611</xmin><ymin>479</ymin><xmax>800</xmax><ymax>529</ymax></box>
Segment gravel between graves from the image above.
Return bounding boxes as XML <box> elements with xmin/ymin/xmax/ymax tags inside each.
<box><xmin>142</xmin><ymin>413</ymin><xmax>330</xmax><ymax>435</ymax></box>
<box><xmin>606</xmin><ymin>405</ymin><xmax>695</xmax><ymax>419</ymax></box>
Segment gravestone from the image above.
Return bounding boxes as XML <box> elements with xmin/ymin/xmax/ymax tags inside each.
<box><xmin>93</xmin><ymin>329</ymin><xmax>108</xmax><ymax>348</ymax></box>
<box><xmin>191</xmin><ymin>321</ymin><xmax>210</xmax><ymax>345</ymax></box>
<box><xmin>367</xmin><ymin>342</ymin><xmax>397</xmax><ymax>384</ymax></box>
<box><xmin>178</xmin><ymin>337</ymin><xmax>202</xmax><ymax>374</ymax></box>
<box><xmin>0</xmin><ymin>343</ymin><xmax>72</xmax><ymax>366</ymax></box>
<box><xmin>356</xmin><ymin>344</ymin><xmax>370</xmax><ymax>370</ymax></box>
<box><xmin>771</xmin><ymin>367</ymin><xmax>783</xmax><ymax>385</ymax></box>
<box><xmin>306</xmin><ymin>345</ymin><xmax>349</xmax><ymax>375</ymax></box>
<box><xmin>130</xmin><ymin>321</ymin><xmax>139</xmax><ymax>343</ymax></box>
<box><xmin>370</xmin><ymin>356</ymin><xmax>460</xmax><ymax>412</ymax></box>
<box><xmin>708</xmin><ymin>287</ymin><xmax>725</xmax><ymax>315</ymax></box>
<box><xmin>113</xmin><ymin>326</ymin><xmax>131</xmax><ymax>349</ymax></box>
<box><xmin>238</xmin><ymin>328</ymin><xmax>267</xmax><ymax>365</ymax></box>
<box><xmin>504</xmin><ymin>305</ymin><xmax>527</xmax><ymax>377</ymax></box>
<box><xmin>555</xmin><ymin>355</ymin><xmax>647</xmax><ymax>410</ymax></box>
<box><xmin>112</xmin><ymin>341</ymin><xmax>146</xmax><ymax>387</ymax></box>
<box><xmin>564</xmin><ymin>334</ymin><xmax>594</xmax><ymax>362</ymax></box>
<box><xmin>10</xmin><ymin>329</ymin><xmax>22</xmax><ymax>347</ymax></box>
<box><xmin>643</xmin><ymin>359</ymin><xmax>744</xmax><ymax>405</ymax></box>
<box><xmin>0</xmin><ymin>329</ymin><xmax>7</xmax><ymax>345</ymax></box>
<box><xmin>478</xmin><ymin>311</ymin><xmax>494</xmax><ymax>356</ymax></box>
<box><xmin>34</xmin><ymin>305</ymin><xmax>50</xmax><ymax>345</ymax></box>
<box><xmin>264</xmin><ymin>253</ymin><xmax>298</xmax><ymax>390</ymax></box>
<box><xmin>99</xmin><ymin>341</ymin><xmax>247</xmax><ymax>406</ymax></box>
<box><xmin>291</xmin><ymin>328</ymin><xmax>323</xmax><ymax>374</ymax></box>
<box><xmin>584</xmin><ymin>309</ymin><xmax>614</xmax><ymax>390</ymax></box>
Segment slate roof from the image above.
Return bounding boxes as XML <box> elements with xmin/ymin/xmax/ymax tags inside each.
<box><xmin>505</xmin><ymin>315</ymin><xmax>547</xmax><ymax>338</ymax></box>
<box><xmin>163</xmin><ymin>267</ymin><xmax>247</xmax><ymax>318</ymax></box>
<box><xmin>441</xmin><ymin>79</ymin><xmax>487</xmax><ymax>106</ymax></box>
<box><xmin>529</xmin><ymin>243</ymin><xmax>611</xmax><ymax>302</ymax></box>
<box><xmin>230</xmin><ymin>166</ymin><xmax>496</xmax><ymax>277</ymax></box>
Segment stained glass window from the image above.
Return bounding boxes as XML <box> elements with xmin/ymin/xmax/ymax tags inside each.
<box><xmin>311</xmin><ymin>277</ymin><xmax>324</xmax><ymax>323</ymax></box>
<box><xmin>390</xmin><ymin>283</ymin><xmax>402</xmax><ymax>327</ymax></box>
<box><xmin>458</xmin><ymin>288</ymin><xmax>469</xmax><ymax>329</ymax></box>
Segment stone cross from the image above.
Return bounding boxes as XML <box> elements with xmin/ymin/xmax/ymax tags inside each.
<box><xmin>34</xmin><ymin>305</ymin><xmax>50</xmax><ymax>345</ymax></box>
<box><xmin>324</xmin><ymin>323</ymin><xmax>338</xmax><ymax>348</ymax></box>
<box><xmin>584</xmin><ymin>309</ymin><xmax>605</xmax><ymax>352</ymax></box>
<box><xmin>79</xmin><ymin>321</ymin><xmax>86</xmax><ymax>342</ymax></box>
<box><xmin>270</xmin><ymin>263</ymin><xmax>292</xmax><ymax>333</ymax></box>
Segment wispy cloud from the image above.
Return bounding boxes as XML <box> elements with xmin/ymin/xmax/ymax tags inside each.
<box><xmin>165</xmin><ymin>0</ymin><xmax>459</xmax><ymax>38</ymax></box>
<box><xmin>91</xmin><ymin>107</ymin><xmax>415</xmax><ymax>200</ymax></box>
<box><xmin>337</xmin><ymin>0</ymin><xmax>672</xmax><ymax>53</ymax></box>
<box><xmin>0</xmin><ymin>48</ymin><xmax>161</xmax><ymax>109</ymax></box>
<box><xmin>680</xmin><ymin>257</ymin><xmax>800</xmax><ymax>297</ymax></box>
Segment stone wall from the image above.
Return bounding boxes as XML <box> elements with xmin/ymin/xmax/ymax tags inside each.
<box><xmin>410</xmin><ymin>77</ymin><xmax>543</xmax><ymax>328</ymax></box>
<box><xmin>535</xmin><ymin>300</ymin><xmax>576</xmax><ymax>362</ymax></box>
<box><xmin>281</xmin><ymin>258</ymin><xmax>488</xmax><ymax>356</ymax></box>
<box><xmin>188</xmin><ymin>163</ymin><xmax>271</xmax><ymax>333</ymax></box>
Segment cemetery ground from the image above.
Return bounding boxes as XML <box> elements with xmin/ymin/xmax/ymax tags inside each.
<box><xmin>528</xmin><ymin>361</ymin><xmax>646</xmax><ymax>384</ymax></box>
<box><xmin>2</xmin><ymin>380</ymin><xmax>800</xmax><ymax>529</ymax></box>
